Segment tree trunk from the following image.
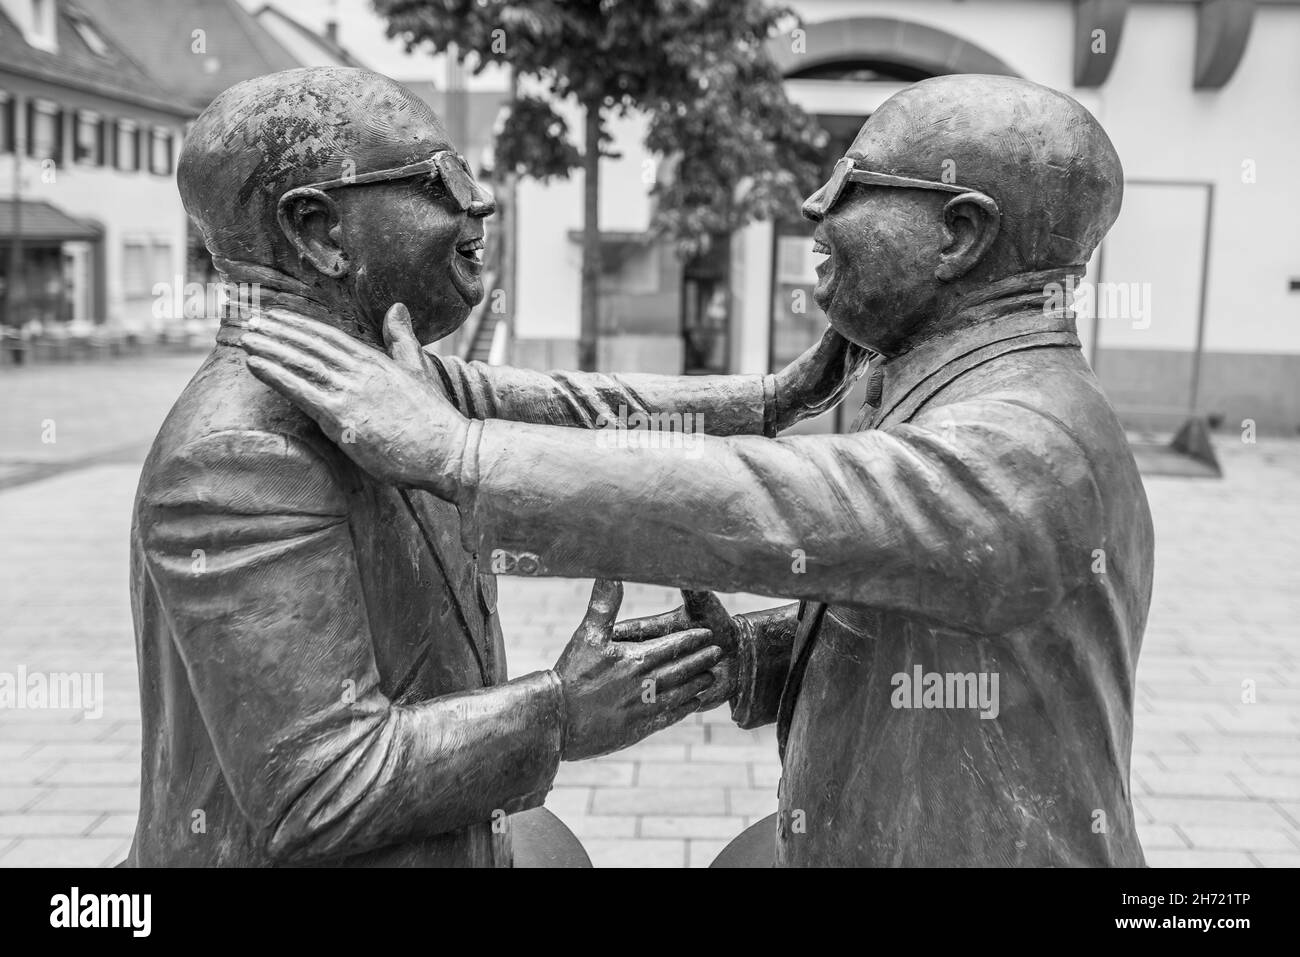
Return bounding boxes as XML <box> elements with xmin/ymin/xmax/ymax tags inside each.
<box><xmin>578</xmin><ymin>101</ymin><xmax>603</xmax><ymax>371</ymax></box>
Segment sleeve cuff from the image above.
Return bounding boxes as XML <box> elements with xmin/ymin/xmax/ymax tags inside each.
<box><xmin>457</xmin><ymin>418</ymin><xmax>485</xmax><ymax>553</ymax></box>
<box><xmin>493</xmin><ymin>669</ymin><xmax>567</xmax><ymax>812</ymax></box>
<box><xmin>729</xmin><ymin>614</ymin><xmax>766</xmax><ymax>728</ymax></box>
<box><xmin>762</xmin><ymin>374</ymin><xmax>779</xmax><ymax>437</ymax></box>
<box><xmin>729</xmin><ymin>606</ymin><xmax>798</xmax><ymax>729</ymax></box>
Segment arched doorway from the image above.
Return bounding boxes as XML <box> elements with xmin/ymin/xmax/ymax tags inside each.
<box><xmin>767</xmin><ymin>16</ymin><xmax>1019</xmax><ymax>80</ymax></box>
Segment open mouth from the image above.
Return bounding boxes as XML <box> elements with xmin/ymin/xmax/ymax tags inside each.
<box><xmin>455</xmin><ymin>237</ymin><xmax>485</xmax><ymax>267</ymax></box>
<box><xmin>812</xmin><ymin>237</ymin><xmax>831</xmax><ymax>270</ymax></box>
<box><xmin>450</xmin><ymin>235</ymin><xmax>487</xmax><ymax>306</ymax></box>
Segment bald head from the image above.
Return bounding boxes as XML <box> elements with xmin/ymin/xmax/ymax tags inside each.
<box><xmin>804</xmin><ymin>74</ymin><xmax>1125</xmax><ymax>355</ymax></box>
<box><xmin>850</xmin><ymin>74</ymin><xmax>1123</xmax><ymax>270</ymax></box>
<box><xmin>179</xmin><ymin>67</ymin><xmax>452</xmax><ymax>265</ymax></box>
<box><xmin>179</xmin><ymin>66</ymin><xmax>495</xmax><ymax>346</ymax></box>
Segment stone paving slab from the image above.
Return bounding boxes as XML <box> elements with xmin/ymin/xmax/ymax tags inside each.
<box><xmin>0</xmin><ymin>354</ymin><xmax>205</xmax><ymax>469</ymax></box>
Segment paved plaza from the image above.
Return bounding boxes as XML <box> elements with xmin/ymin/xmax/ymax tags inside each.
<box><xmin>1</xmin><ymin>354</ymin><xmax>1297</xmax><ymax>867</ymax></box>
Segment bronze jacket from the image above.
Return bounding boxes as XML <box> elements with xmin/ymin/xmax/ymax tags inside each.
<box><xmin>127</xmin><ymin>313</ymin><xmax>772</xmax><ymax>867</ymax></box>
<box><xmin>455</xmin><ymin>279</ymin><xmax>1154</xmax><ymax>867</ymax></box>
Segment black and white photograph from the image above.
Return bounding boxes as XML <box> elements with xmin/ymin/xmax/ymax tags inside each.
<box><xmin>0</xmin><ymin>0</ymin><xmax>1294</xmax><ymax>926</ymax></box>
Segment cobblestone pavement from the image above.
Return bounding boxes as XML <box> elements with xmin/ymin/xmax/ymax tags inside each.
<box><xmin>0</xmin><ymin>352</ymin><xmax>208</xmax><ymax>488</ymax></box>
<box><xmin>0</xmin><ymin>356</ymin><xmax>1296</xmax><ymax>867</ymax></box>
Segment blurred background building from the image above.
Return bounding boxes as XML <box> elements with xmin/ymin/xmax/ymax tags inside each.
<box><xmin>0</xmin><ymin>0</ymin><xmax>191</xmax><ymax>359</ymax></box>
<box><xmin>1</xmin><ymin>0</ymin><xmax>1296</xmax><ymax>436</ymax></box>
<box><xmin>0</xmin><ymin>0</ymin><xmax>501</xmax><ymax>360</ymax></box>
<box><xmin>505</xmin><ymin>0</ymin><xmax>1300</xmax><ymax>436</ymax></box>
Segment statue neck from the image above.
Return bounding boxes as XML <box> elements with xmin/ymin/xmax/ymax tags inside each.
<box><xmin>212</xmin><ymin>257</ymin><xmax>381</xmax><ymax>348</ymax></box>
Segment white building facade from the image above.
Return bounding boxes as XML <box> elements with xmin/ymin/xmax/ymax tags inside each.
<box><xmin>511</xmin><ymin>0</ymin><xmax>1300</xmax><ymax>434</ymax></box>
<box><xmin>0</xmin><ymin>0</ymin><xmax>191</xmax><ymax>343</ymax></box>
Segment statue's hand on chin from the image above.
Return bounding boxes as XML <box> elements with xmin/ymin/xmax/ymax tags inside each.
<box><xmin>773</xmin><ymin>325</ymin><xmax>871</xmax><ymax>431</ymax></box>
<box><xmin>240</xmin><ymin>303</ymin><xmax>469</xmax><ymax>499</ymax></box>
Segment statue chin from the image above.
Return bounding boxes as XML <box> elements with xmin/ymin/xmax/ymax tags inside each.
<box><xmin>417</xmin><ymin>307</ymin><xmax>473</xmax><ymax>347</ymax></box>
<box><xmin>450</xmin><ymin>255</ymin><xmax>486</xmax><ymax>308</ymax></box>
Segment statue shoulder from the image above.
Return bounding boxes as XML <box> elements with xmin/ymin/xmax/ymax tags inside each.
<box><xmin>139</xmin><ymin>353</ymin><xmax>353</xmax><ymax>518</ymax></box>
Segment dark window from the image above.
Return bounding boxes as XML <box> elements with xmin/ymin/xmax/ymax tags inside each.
<box><xmin>0</xmin><ymin>93</ymin><xmax>13</xmax><ymax>153</ymax></box>
<box><xmin>74</xmin><ymin>110</ymin><xmax>104</xmax><ymax>165</ymax></box>
<box><xmin>682</xmin><ymin>235</ymin><xmax>732</xmax><ymax>375</ymax></box>
<box><xmin>27</xmin><ymin>101</ymin><xmax>62</xmax><ymax>163</ymax></box>
<box><xmin>785</xmin><ymin>59</ymin><xmax>933</xmax><ymax>83</ymax></box>
<box><xmin>115</xmin><ymin>121</ymin><xmax>140</xmax><ymax>171</ymax></box>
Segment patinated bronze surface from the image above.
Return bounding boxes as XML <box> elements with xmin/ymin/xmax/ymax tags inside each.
<box><xmin>129</xmin><ymin>66</ymin><xmax>863</xmax><ymax>867</ymax></box>
<box><xmin>242</xmin><ymin>73</ymin><xmax>1153</xmax><ymax>867</ymax></box>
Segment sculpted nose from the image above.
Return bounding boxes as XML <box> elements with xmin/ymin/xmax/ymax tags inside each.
<box><xmin>801</xmin><ymin>182</ymin><xmax>829</xmax><ymax>222</ymax></box>
<box><xmin>468</xmin><ymin>180</ymin><xmax>496</xmax><ymax>218</ymax></box>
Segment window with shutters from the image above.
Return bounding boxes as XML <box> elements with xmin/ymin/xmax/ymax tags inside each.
<box><xmin>74</xmin><ymin>110</ymin><xmax>103</xmax><ymax>165</ymax></box>
<box><xmin>29</xmin><ymin>100</ymin><xmax>60</xmax><ymax>162</ymax></box>
<box><xmin>149</xmin><ymin>128</ymin><xmax>173</xmax><ymax>176</ymax></box>
<box><xmin>116</xmin><ymin>120</ymin><xmax>139</xmax><ymax>171</ymax></box>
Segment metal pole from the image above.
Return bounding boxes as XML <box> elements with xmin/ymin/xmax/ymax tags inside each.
<box><xmin>5</xmin><ymin>98</ymin><xmax>22</xmax><ymax>332</ymax></box>
<box><xmin>504</xmin><ymin>66</ymin><xmax>518</xmax><ymax>360</ymax></box>
<box><xmin>1188</xmin><ymin>182</ymin><xmax>1214</xmax><ymax>416</ymax></box>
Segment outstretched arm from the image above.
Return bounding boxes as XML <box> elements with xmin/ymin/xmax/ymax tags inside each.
<box><xmin>457</xmin><ymin>402</ymin><xmax>1098</xmax><ymax>634</ymax></box>
<box><xmin>422</xmin><ymin>311</ymin><xmax>868</xmax><ymax>437</ymax></box>
<box><xmin>429</xmin><ymin>351</ymin><xmax>773</xmax><ymax>435</ymax></box>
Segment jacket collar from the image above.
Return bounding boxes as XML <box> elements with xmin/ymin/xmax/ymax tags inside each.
<box><xmin>865</xmin><ymin>267</ymin><xmax>1084</xmax><ymax>426</ymax></box>
<box><xmin>211</xmin><ymin>257</ymin><xmax>379</xmax><ymax>348</ymax></box>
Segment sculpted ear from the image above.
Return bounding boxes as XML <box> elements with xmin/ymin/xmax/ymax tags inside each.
<box><xmin>277</xmin><ymin>187</ymin><xmax>349</xmax><ymax>279</ymax></box>
<box><xmin>935</xmin><ymin>192</ymin><xmax>1001</xmax><ymax>282</ymax></box>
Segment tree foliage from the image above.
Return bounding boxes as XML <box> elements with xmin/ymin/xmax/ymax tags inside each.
<box><xmin>376</xmin><ymin>0</ymin><xmax>827</xmax><ymax>257</ymax></box>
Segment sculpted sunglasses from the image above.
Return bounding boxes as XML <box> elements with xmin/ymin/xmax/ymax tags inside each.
<box><xmin>299</xmin><ymin>150</ymin><xmax>481</xmax><ymax>211</ymax></box>
<box><xmin>803</xmin><ymin>155</ymin><xmax>999</xmax><ymax>218</ymax></box>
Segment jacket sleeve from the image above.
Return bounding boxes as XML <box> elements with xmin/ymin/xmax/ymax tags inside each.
<box><xmin>457</xmin><ymin>397</ymin><xmax>1103</xmax><ymax>636</ymax></box>
<box><xmin>138</xmin><ymin>429</ymin><xmax>565</xmax><ymax>864</ymax></box>
<box><xmin>428</xmin><ymin>351</ymin><xmax>775</xmax><ymax>436</ymax></box>
<box><xmin>730</xmin><ymin>604</ymin><xmax>800</xmax><ymax>729</ymax></box>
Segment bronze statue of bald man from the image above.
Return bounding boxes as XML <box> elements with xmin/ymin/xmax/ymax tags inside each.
<box><xmin>128</xmin><ymin>66</ymin><xmax>863</xmax><ymax>867</ymax></box>
<box><xmin>244</xmin><ymin>73</ymin><xmax>1154</xmax><ymax>867</ymax></box>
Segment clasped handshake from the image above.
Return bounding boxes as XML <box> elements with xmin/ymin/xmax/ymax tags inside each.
<box><xmin>549</xmin><ymin>581</ymin><xmax>742</xmax><ymax>760</ymax></box>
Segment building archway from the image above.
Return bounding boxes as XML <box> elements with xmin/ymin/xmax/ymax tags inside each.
<box><xmin>768</xmin><ymin>16</ymin><xmax>1021</xmax><ymax>81</ymax></box>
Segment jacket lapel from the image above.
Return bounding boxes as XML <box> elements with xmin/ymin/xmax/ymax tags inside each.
<box><xmin>397</xmin><ymin>488</ymin><xmax>494</xmax><ymax>687</ymax></box>
<box><xmin>776</xmin><ymin>602</ymin><xmax>826</xmax><ymax>759</ymax></box>
<box><xmin>773</xmin><ymin>321</ymin><xmax>1081</xmax><ymax>755</ymax></box>
<box><xmin>875</xmin><ymin>329</ymin><xmax>1079</xmax><ymax>429</ymax></box>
